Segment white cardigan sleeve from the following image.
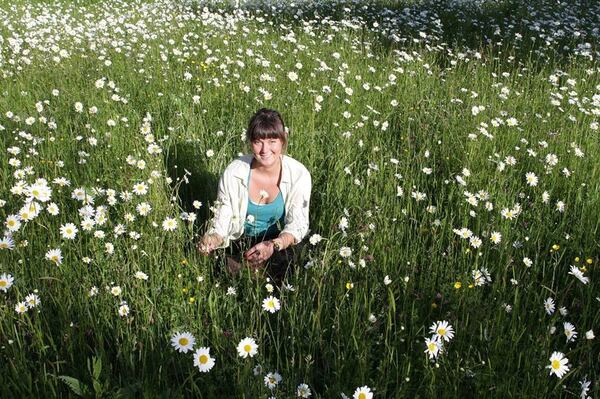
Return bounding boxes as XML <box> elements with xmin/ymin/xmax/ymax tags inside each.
<box><xmin>281</xmin><ymin>167</ymin><xmax>312</xmax><ymax>243</ymax></box>
<box><xmin>206</xmin><ymin>171</ymin><xmax>234</xmax><ymax>248</ymax></box>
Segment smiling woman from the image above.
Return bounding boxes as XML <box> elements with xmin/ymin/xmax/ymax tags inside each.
<box><xmin>198</xmin><ymin>108</ymin><xmax>312</xmax><ymax>282</ymax></box>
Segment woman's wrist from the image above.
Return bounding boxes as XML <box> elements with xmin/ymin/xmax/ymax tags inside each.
<box><xmin>270</xmin><ymin>238</ymin><xmax>282</xmax><ymax>252</ymax></box>
<box><xmin>274</xmin><ymin>233</ymin><xmax>295</xmax><ymax>251</ymax></box>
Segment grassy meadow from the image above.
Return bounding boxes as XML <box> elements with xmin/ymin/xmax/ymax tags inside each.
<box><xmin>0</xmin><ymin>0</ymin><xmax>599</xmax><ymax>397</ymax></box>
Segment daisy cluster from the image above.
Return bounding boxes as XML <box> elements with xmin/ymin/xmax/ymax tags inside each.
<box><xmin>424</xmin><ymin>321</ymin><xmax>455</xmax><ymax>360</ymax></box>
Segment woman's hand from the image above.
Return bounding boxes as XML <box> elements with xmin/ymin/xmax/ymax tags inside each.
<box><xmin>197</xmin><ymin>234</ymin><xmax>223</xmax><ymax>255</ymax></box>
<box><xmin>244</xmin><ymin>240</ymin><xmax>275</xmax><ymax>266</ymax></box>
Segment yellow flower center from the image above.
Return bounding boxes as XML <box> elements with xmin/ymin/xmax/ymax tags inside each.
<box><xmin>51</xmin><ymin>256</ymin><xmax>59</xmax><ymax>262</ymax></box>
<box><xmin>268</xmin><ymin>300</ymin><xmax>274</xmax><ymax>308</ymax></box>
<box><xmin>428</xmin><ymin>343</ymin><xmax>436</xmax><ymax>351</ymax></box>
<box><xmin>32</xmin><ymin>190</ymin><xmax>39</xmax><ymax>196</ymax></box>
<box><xmin>7</xmin><ymin>220</ymin><xmax>15</xmax><ymax>226</ymax></box>
<box><xmin>179</xmin><ymin>338</ymin><xmax>189</xmax><ymax>346</ymax></box>
<box><xmin>438</xmin><ymin>328</ymin><xmax>446</xmax><ymax>336</ymax></box>
<box><xmin>199</xmin><ymin>355</ymin><xmax>208</xmax><ymax>364</ymax></box>
<box><xmin>358</xmin><ymin>394</ymin><xmax>366</xmax><ymax>399</ymax></box>
<box><xmin>551</xmin><ymin>359</ymin><xmax>560</xmax><ymax>370</ymax></box>
<box><xmin>244</xmin><ymin>344</ymin><xmax>252</xmax><ymax>352</ymax></box>
<box><xmin>0</xmin><ymin>281</ymin><xmax>7</xmax><ymax>287</ymax></box>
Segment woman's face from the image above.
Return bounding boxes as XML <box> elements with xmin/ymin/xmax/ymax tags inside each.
<box><xmin>251</xmin><ymin>137</ymin><xmax>284</xmax><ymax>168</ymax></box>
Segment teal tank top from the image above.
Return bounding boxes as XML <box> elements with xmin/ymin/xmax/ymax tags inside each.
<box><xmin>243</xmin><ymin>170</ymin><xmax>285</xmax><ymax>239</ymax></box>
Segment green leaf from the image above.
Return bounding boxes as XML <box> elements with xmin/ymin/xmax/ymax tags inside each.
<box><xmin>58</xmin><ymin>375</ymin><xmax>89</xmax><ymax>397</ymax></box>
<box><xmin>92</xmin><ymin>356</ymin><xmax>102</xmax><ymax>381</ymax></box>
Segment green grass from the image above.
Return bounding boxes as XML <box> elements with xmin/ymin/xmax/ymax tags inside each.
<box><xmin>0</xmin><ymin>0</ymin><xmax>599</xmax><ymax>397</ymax></box>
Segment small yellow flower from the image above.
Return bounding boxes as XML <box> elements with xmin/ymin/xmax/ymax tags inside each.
<box><xmin>586</xmin><ymin>258</ymin><xmax>593</xmax><ymax>264</ymax></box>
<box><xmin>431</xmin><ymin>302</ymin><xmax>438</xmax><ymax>309</ymax></box>
<box><xmin>188</xmin><ymin>297</ymin><xmax>195</xmax><ymax>304</ymax></box>
<box><xmin>345</xmin><ymin>282</ymin><xmax>354</xmax><ymax>290</ymax></box>
<box><xmin>581</xmin><ymin>266</ymin><xmax>587</xmax><ymax>272</ymax></box>
<box><xmin>575</xmin><ymin>257</ymin><xmax>580</xmax><ymax>262</ymax></box>
<box><xmin>182</xmin><ymin>288</ymin><xmax>188</xmax><ymax>294</ymax></box>
<box><xmin>454</xmin><ymin>282</ymin><xmax>462</xmax><ymax>289</ymax></box>
<box><xmin>552</xmin><ymin>244</ymin><xmax>560</xmax><ymax>251</ymax></box>
<box><xmin>465</xmin><ymin>248</ymin><xmax>471</xmax><ymax>253</ymax></box>
<box><xmin>468</xmin><ymin>283</ymin><xmax>474</xmax><ymax>289</ymax></box>
<box><xmin>180</xmin><ymin>259</ymin><xmax>188</xmax><ymax>265</ymax></box>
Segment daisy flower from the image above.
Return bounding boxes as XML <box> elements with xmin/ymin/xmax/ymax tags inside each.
<box><xmin>547</xmin><ymin>352</ymin><xmax>569</xmax><ymax>378</ymax></box>
<box><xmin>132</xmin><ymin>182</ymin><xmax>148</xmax><ymax>195</ymax></box>
<box><xmin>193</xmin><ymin>347</ymin><xmax>215</xmax><ymax>372</ymax></box>
<box><xmin>568</xmin><ymin>265</ymin><xmax>589</xmax><ymax>285</ymax></box>
<box><xmin>45</xmin><ymin>248</ymin><xmax>63</xmax><ymax>265</ymax></box>
<box><xmin>353</xmin><ymin>386</ymin><xmax>373</xmax><ymax>399</ymax></box>
<box><xmin>136</xmin><ymin>202</ymin><xmax>152</xmax><ymax>216</ymax></box>
<box><xmin>134</xmin><ymin>271</ymin><xmax>148</xmax><ymax>280</ymax></box>
<box><xmin>171</xmin><ymin>331</ymin><xmax>195</xmax><ymax>353</ymax></box>
<box><xmin>309</xmin><ymin>234</ymin><xmax>323</xmax><ymax>245</ymax></box>
<box><xmin>0</xmin><ymin>236</ymin><xmax>15</xmax><ymax>250</ymax></box>
<box><xmin>262</xmin><ymin>296</ymin><xmax>281</xmax><ymax>313</ymax></box>
<box><xmin>25</xmin><ymin>293</ymin><xmax>40</xmax><ymax>308</ymax></box>
<box><xmin>237</xmin><ymin>337</ymin><xmax>258</xmax><ymax>358</ymax></box>
<box><xmin>424</xmin><ymin>337</ymin><xmax>441</xmax><ymax>359</ymax></box>
<box><xmin>469</xmin><ymin>236</ymin><xmax>482</xmax><ymax>248</ymax></box>
<box><xmin>15</xmin><ymin>301</ymin><xmax>28</xmax><ymax>314</ymax></box>
<box><xmin>264</xmin><ymin>371</ymin><xmax>282</xmax><ymax>389</ymax></box>
<box><xmin>544</xmin><ymin>298</ymin><xmax>555</xmax><ymax>315</ymax></box>
<box><xmin>339</xmin><ymin>246</ymin><xmax>352</xmax><ymax>258</ymax></box>
<box><xmin>490</xmin><ymin>231</ymin><xmax>502</xmax><ymax>244</ymax></box>
<box><xmin>563</xmin><ymin>322</ymin><xmax>577</xmax><ymax>342</ymax></box>
<box><xmin>297</xmin><ymin>383</ymin><xmax>312</xmax><ymax>398</ymax></box>
<box><xmin>525</xmin><ymin>172</ymin><xmax>538</xmax><ymax>186</ymax></box>
<box><xmin>0</xmin><ymin>273</ymin><xmax>14</xmax><ymax>292</ymax></box>
<box><xmin>27</xmin><ymin>183</ymin><xmax>52</xmax><ymax>202</ymax></box>
<box><xmin>162</xmin><ymin>217</ymin><xmax>177</xmax><ymax>231</ymax></box>
<box><xmin>60</xmin><ymin>223</ymin><xmax>78</xmax><ymax>240</ymax></box>
<box><xmin>429</xmin><ymin>320</ymin><xmax>455</xmax><ymax>342</ymax></box>
<box><xmin>5</xmin><ymin>215</ymin><xmax>21</xmax><ymax>232</ymax></box>
<box><xmin>118</xmin><ymin>303</ymin><xmax>130</xmax><ymax>317</ymax></box>
<box><xmin>258</xmin><ymin>190</ymin><xmax>269</xmax><ymax>200</ymax></box>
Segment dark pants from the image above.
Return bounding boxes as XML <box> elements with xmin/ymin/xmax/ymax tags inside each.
<box><xmin>220</xmin><ymin>234</ymin><xmax>306</xmax><ymax>283</ymax></box>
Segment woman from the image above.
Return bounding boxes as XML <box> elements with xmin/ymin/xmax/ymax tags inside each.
<box><xmin>197</xmin><ymin>108</ymin><xmax>311</xmax><ymax>281</ymax></box>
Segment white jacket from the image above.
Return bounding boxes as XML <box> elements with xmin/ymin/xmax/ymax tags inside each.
<box><xmin>206</xmin><ymin>154</ymin><xmax>312</xmax><ymax>249</ymax></box>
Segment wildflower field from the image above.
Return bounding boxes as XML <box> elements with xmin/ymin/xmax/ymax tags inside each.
<box><xmin>1</xmin><ymin>0</ymin><xmax>599</xmax><ymax>397</ymax></box>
